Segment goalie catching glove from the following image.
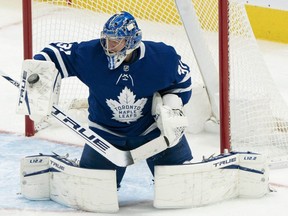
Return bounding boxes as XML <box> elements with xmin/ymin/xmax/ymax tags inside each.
<box><xmin>152</xmin><ymin>93</ymin><xmax>188</xmax><ymax>147</ymax></box>
<box><xmin>16</xmin><ymin>59</ymin><xmax>61</xmax><ymax>121</ymax></box>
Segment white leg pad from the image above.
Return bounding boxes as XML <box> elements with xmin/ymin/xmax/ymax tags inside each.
<box><xmin>20</xmin><ymin>155</ymin><xmax>119</xmax><ymax>213</ymax></box>
<box><xmin>20</xmin><ymin>156</ymin><xmax>50</xmax><ymax>200</ymax></box>
<box><xmin>153</xmin><ymin>152</ymin><xmax>269</xmax><ymax>208</ymax></box>
<box><xmin>238</xmin><ymin>153</ymin><xmax>270</xmax><ymax>198</ymax></box>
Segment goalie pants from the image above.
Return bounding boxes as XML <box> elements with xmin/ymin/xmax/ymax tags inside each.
<box><xmin>79</xmin><ymin>135</ymin><xmax>193</xmax><ymax>188</ymax></box>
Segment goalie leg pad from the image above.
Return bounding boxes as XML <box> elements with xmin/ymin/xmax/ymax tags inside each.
<box><xmin>21</xmin><ymin>154</ymin><xmax>119</xmax><ymax>213</ymax></box>
<box><xmin>153</xmin><ymin>152</ymin><xmax>269</xmax><ymax>209</ymax></box>
<box><xmin>20</xmin><ymin>155</ymin><xmax>50</xmax><ymax>200</ymax></box>
<box><xmin>238</xmin><ymin>153</ymin><xmax>270</xmax><ymax>197</ymax></box>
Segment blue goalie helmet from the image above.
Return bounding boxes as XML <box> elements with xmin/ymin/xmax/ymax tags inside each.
<box><xmin>100</xmin><ymin>11</ymin><xmax>142</xmax><ymax>70</ymax></box>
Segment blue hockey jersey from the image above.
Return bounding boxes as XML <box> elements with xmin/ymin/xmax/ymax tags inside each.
<box><xmin>34</xmin><ymin>40</ymin><xmax>192</xmax><ymax>147</ymax></box>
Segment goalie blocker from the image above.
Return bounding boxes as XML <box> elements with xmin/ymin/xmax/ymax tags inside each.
<box><xmin>152</xmin><ymin>92</ymin><xmax>188</xmax><ymax>147</ymax></box>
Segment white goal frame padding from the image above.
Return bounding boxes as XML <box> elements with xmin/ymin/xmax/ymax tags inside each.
<box><xmin>154</xmin><ymin>152</ymin><xmax>270</xmax><ymax>208</ymax></box>
<box><xmin>176</xmin><ymin>0</ymin><xmax>219</xmax><ymax>121</ymax></box>
<box><xmin>20</xmin><ymin>154</ymin><xmax>119</xmax><ymax>213</ymax></box>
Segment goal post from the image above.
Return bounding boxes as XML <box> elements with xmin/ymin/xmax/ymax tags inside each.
<box><xmin>22</xmin><ymin>0</ymin><xmax>35</xmax><ymax>136</ymax></box>
<box><xmin>218</xmin><ymin>0</ymin><xmax>230</xmax><ymax>153</ymax></box>
<box><xmin>22</xmin><ymin>0</ymin><xmax>288</xmax><ymax>165</ymax></box>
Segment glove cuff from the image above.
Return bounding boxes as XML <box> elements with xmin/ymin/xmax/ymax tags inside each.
<box><xmin>162</xmin><ymin>94</ymin><xmax>183</xmax><ymax>110</ymax></box>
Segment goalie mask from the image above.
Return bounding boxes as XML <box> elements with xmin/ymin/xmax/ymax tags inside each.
<box><xmin>100</xmin><ymin>11</ymin><xmax>142</xmax><ymax>70</ymax></box>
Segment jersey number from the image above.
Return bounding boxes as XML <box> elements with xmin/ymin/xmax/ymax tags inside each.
<box><xmin>56</xmin><ymin>43</ymin><xmax>72</xmax><ymax>55</ymax></box>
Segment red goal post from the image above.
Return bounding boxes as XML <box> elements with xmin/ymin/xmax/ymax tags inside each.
<box><xmin>219</xmin><ymin>0</ymin><xmax>230</xmax><ymax>153</ymax></box>
<box><xmin>22</xmin><ymin>0</ymin><xmax>35</xmax><ymax>136</ymax></box>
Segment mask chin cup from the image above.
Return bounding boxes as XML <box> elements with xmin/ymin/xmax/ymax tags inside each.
<box><xmin>106</xmin><ymin>47</ymin><xmax>137</xmax><ymax>70</ymax></box>
<box><xmin>107</xmin><ymin>52</ymin><xmax>127</xmax><ymax>70</ymax></box>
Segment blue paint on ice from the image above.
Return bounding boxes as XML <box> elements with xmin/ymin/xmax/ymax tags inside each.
<box><xmin>0</xmin><ymin>133</ymin><xmax>154</xmax><ymax>211</ymax></box>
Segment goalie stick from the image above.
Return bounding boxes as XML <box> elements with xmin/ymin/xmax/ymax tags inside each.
<box><xmin>0</xmin><ymin>70</ymin><xmax>169</xmax><ymax>167</ymax></box>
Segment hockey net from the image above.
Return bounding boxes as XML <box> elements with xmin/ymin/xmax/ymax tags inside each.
<box><xmin>23</xmin><ymin>0</ymin><xmax>288</xmax><ymax>164</ymax></box>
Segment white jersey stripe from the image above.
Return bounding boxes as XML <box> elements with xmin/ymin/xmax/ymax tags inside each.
<box><xmin>164</xmin><ymin>85</ymin><xmax>192</xmax><ymax>94</ymax></box>
<box><xmin>88</xmin><ymin>120</ymin><xmax>126</xmax><ymax>137</ymax></box>
<box><xmin>88</xmin><ymin>120</ymin><xmax>158</xmax><ymax>137</ymax></box>
<box><xmin>139</xmin><ymin>42</ymin><xmax>146</xmax><ymax>60</ymax></box>
<box><xmin>39</xmin><ymin>52</ymin><xmax>52</xmax><ymax>61</ymax></box>
<box><xmin>47</xmin><ymin>45</ymin><xmax>69</xmax><ymax>77</ymax></box>
<box><xmin>179</xmin><ymin>72</ymin><xmax>191</xmax><ymax>84</ymax></box>
<box><xmin>140</xmin><ymin>122</ymin><xmax>158</xmax><ymax>136</ymax></box>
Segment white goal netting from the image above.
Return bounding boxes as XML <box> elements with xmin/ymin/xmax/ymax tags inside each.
<box><xmin>28</xmin><ymin>0</ymin><xmax>288</xmax><ymax>164</ymax></box>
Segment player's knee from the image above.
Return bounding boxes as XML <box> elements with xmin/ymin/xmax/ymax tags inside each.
<box><xmin>79</xmin><ymin>143</ymin><xmax>126</xmax><ymax>188</ymax></box>
<box><xmin>146</xmin><ymin>135</ymin><xmax>193</xmax><ymax>175</ymax></box>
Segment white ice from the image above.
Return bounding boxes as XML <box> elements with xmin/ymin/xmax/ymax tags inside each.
<box><xmin>1</xmin><ymin>1</ymin><xmax>288</xmax><ymax>216</ymax></box>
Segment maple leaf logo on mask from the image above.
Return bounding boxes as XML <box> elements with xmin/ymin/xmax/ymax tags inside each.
<box><xmin>106</xmin><ymin>87</ymin><xmax>147</xmax><ymax>124</ymax></box>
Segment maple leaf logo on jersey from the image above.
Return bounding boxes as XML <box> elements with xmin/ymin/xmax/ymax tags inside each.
<box><xmin>106</xmin><ymin>87</ymin><xmax>147</xmax><ymax>124</ymax></box>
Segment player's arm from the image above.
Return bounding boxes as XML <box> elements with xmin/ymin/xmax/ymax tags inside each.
<box><xmin>152</xmin><ymin>57</ymin><xmax>192</xmax><ymax>147</ymax></box>
<box><xmin>17</xmin><ymin>42</ymin><xmax>80</xmax><ymax>119</ymax></box>
<box><xmin>33</xmin><ymin>42</ymin><xmax>80</xmax><ymax>78</ymax></box>
<box><xmin>160</xmin><ymin>57</ymin><xmax>192</xmax><ymax>105</ymax></box>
